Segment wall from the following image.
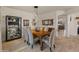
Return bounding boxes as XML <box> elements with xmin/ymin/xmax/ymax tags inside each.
<box><xmin>1</xmin><ymin>7</ymin><xmax>34</xmax><ymax>41</ymax></box>
<box><xmin>67</xmin><ymin>12</ymin><xmax>79</xmax><ymax>37</ymax></box>
<box><xmin>40</xmin><ymin>12</ymin><xmax>56</xmax><ymax>20</ymax></box>
<box><xmin>1</xmin><ymin>6</ymin><xmax>78</xmax><ymax>41</ymax></box>
<box><xmin>0</xmin><ymin>20</ymin><xmax>2</xmax><ymax>51</ymax></box>
<box><xmin>40</xmin><ymin>10</ymin><xmax>67</xmax><ymax>37</ymax></box>
<box><xmin>40</xmin><ymin>11</ymin><xmax>56</xmax><ymax>28</ymax></box>
<box><xmin>41</xmin><ymin>9</ymin><xmax>79</xmax><ymax>37</ymax></box>
<box><xmin>0</xmin><ymin>7</ymin><xmax>2</xmax><ymax>51</ymax></box>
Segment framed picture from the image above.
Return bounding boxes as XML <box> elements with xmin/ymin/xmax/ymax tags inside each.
<box><xmin>23</xmin><ymin>20</ymin><xmax>29</xmax><ymax>26</ymax></box>
<box><xmin>58</xmin><ymin>20</ymin><xmax>63</xmax><ymax>24</ymax></box>
<box><xmin>42</xmin><ymin>19</ymin><xmax>53</xmax><ymax>25</ymax></box>
<box><xmin>76</xmin><ymin>17</ymin><xmax>79</xmax><ymax>19</ymax></box>
<box><xmin>49</xmin><ymin>19</ymin><xmax>53</xmax><ymax>25</ymax></box>
<box><xmin>77</xmin><ymin>21</ymin><xmax>79</xmax><ymax>25</ymax></box>
<box><xmin>42</xmin><ymin>20</ymin><xmax>49</xmax><ymax>25</ymax></box>
<box><xmin>58</xmin><ymin>25</ymin><xmax>64</xmax><ymax>30</ymax></box>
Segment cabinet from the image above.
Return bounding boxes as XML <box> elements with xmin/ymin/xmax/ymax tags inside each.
<box><xmin>6</xmin><ymin>15</ymin><xmax>22</xmax><ymax>41</ymax></box>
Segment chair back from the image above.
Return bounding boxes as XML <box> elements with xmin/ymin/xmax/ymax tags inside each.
<box><xmin>27</xmin><ymin>27</ymin><xmax>33</xmax><ymax>45</ymax></box>
<box><xmin>48</xmin><ymin>28</ymin><xmax>53</xmax><ymax>32</ymax></box>
<box><xmin>23</xmin><ymin>27</ymin><xmax>28</xmax><ymax>42</ymax></box>
<box><xmin>44</xmin><ymin>27</ymin><xmax>48</xmax><ymax>31</ymax></box>
<box><xmin>42</xmin><ymin>27</ymin><xmax>45</xmax><ymax>31</ymax></box>
<box><xmin>49</xmin><ymin>29</ymin><xmax>55</xmax><ymax>47</ymax></box>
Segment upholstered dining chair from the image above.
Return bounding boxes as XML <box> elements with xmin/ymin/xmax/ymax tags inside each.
<box><xmin>48</xmin><ymin>28</ymin><xmax>53</xmax><ymax>32</ymax></box>
<box><xmin>23</xmin><ymin>27</ymin><xmax>29</xmax><ymax>44</ymax></box>
<box><xmin>44</xmin><ymin>27</ymin><xmax>48</xmax><ymax>31</ymax></box>
<box><xmin>27</xmin><ymin>27</ymin><xmax>39</xmax><ymax>48</ymax></box>
<box><xmin>42</xmin><ymin>29</ymin><xmax>55</xmax><ymax>52</ymax></box>
<box><xmin>41</xmin><ymin>27</ymin><xmax>45</xmax><ymax>31</ymax></box>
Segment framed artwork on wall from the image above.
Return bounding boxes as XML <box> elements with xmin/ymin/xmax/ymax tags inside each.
<box><xmin>42</xmin><ymin>19</ymin><xmax>53</xmax><ymax>26</ymax></box>
<box><xmin>77</xmin><ymin>21</ymin><xmax>79</xmax><ymax>25</ymax></box>
<box><xmin>49</xmin><ymin>19</ymin><xmax>53</xmax><ymax>25</ymax></box>
<box><xmin>58</xmin><ymin>20</ymin><xmax>63</xmax><ymax>24</ymax></box>
<box><xmin>23</xmin><ymin>20</ymin><xmax>29</xmax><ymax>26</ymax></box>
<box><xmin>76</xmin><ymin>17</ymin><xmax>79</xmax><ymax>19</ymax></box>
<box><xmin>42</xmin><ymin>20</ymin><xmax>49</xmax><ymax>25</ymax></box>
<box><xmin>75</xmin><ymin>17</ymin><xmax>79</xmax><ymax>25</ymax></box>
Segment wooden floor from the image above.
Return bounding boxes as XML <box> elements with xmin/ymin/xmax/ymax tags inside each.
<box><xmin>2</xmin><ymin>35</ymin><xmax>79</xmax><ymax>52</ymax></box>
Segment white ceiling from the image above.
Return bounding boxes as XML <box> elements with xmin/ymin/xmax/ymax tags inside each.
<box><xmin>6</xmin><ymin>6</ymin><xmax>79</xmax><ymax>14</ymax></box>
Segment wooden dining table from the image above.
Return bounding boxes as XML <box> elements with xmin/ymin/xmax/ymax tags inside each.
<box><xmin>32</xmin><ymin>29</ymin><xmax>50</xmax><ymax>50</ymax></box>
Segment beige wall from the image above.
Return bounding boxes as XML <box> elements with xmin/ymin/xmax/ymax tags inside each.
<box><xmin>40</xmin><ymin>10</ymin><xmax>67</xmax><ymax>37</ymax></box>
<box><xmin>1</xmin><ymin>6</ymin><xmax>78</xmax><ymax>40</ymax></box>
<box><xmin>0</xmin><ymin>7</ymin><xmax>2</xmax><ymax>51</ymax></box>
<box><xmin>1</xmin><ymin>7</ymin><xmax>34</xmax><ymax>41</ymax></box>
<box><xmin>67</xmin><ymin>12</ymin><xmax>79</xmax><ymax>37</ymax></box>
<box><xmin>0</xmin><ymin>21</ymin><xmax>2</xmax><ymax>51</ymax></box>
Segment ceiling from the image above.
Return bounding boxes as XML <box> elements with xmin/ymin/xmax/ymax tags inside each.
<box><xmin>6</xmin><ymin>6</ymin><xmax>79</xmax><ymax>14</ymax></box>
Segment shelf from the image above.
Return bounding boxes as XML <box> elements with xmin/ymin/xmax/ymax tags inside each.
<box><xmin>6</xmin><ymin>15</ymin><xmax>22</xmax><ymax>41</ymax></box>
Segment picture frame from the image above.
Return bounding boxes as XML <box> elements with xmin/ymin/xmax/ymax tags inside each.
<box><xmin>49</xmin><ymin>19</ymin><xmax>53</xmax><ymax>25</ymax></box>
<box><xmin>77</xmin><ymin>21</ymin><xmax>79</xmax><ymax>25</ymax></box>
<box><xmin>58</xmin><ymin>20</ymin><xmax>63</xmax><ymax>24</ymax></box>
<box><xmin>42</xmin><ymin>19</ymin><xmax>53</xmax><ymax>25</ymax></box>
<box><xmin>76</xmin><ymin>17</ymin><xmax>79</xmax><ymax>19</ymax></box>
<box><xmin>23</xmin><ymin>20</ymin><xmax>29</xmax><ymax>26</ymax></box>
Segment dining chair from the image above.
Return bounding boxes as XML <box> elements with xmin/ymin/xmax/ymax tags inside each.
<box><xmin>42</xmin><ymin>29</ymin><xmax>55</xmax><ymax>52</ymax></box>
<box><xmin>41</xmin><ymin>27</ymin><xmax>45</xmax><ymax>31</ymax></box>
<box><xmin>44</xmin><ymin>27</ymin><xmax>48</xmax><ymax>31</ymax></box>
<box><xmin>27</xmin><ymin>27</ymin><xmax>39</xmax><ymax>48</ymax></box>
<box><xmin>23</xmin><ymin>27</ymin><xmax>29</xmax><ymax>44</ymax></box>
<box><xmin>48</xmin><ymin>28</ymin><xmax>53</xmax><ymax>32</ymax></box>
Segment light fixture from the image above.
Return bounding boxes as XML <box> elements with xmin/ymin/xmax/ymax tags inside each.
<box><xmin>34</xmin><ymin>6</ymin><xmax>38</xmax><ymax>14</ymax></box>
<box><xmin>33</xmin><ymin>6</ymin><xmax>40</xmax><ymax>25</ymax></box>
<box><xmin>34</xmin><ymin>6</ymin><xmax>39</xmax><ymax>18</ymax></box>
<box><xmin>33</xmin><ymin>6</ymin><xmax>40</xmax><ymax>29</ymax></box>
<box><xmin>34</xmin><ymin>6</ymin><xmax>38</xmax><ymax>8</ymax></box>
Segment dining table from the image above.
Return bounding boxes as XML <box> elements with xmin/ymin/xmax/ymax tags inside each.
<box><xmin>32</xmin><ymin>29</ymin><xmax>50</xmax><ymax>50</ymax></box>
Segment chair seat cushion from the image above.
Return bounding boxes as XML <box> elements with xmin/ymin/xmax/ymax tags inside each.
<box><xmin>42</xmin><ymin>36</ymin><xmax>49</xmax><ymax>46</ymax></box>
<box><xmin>34</xmin><ymin>37</ymin><xmax>39</xmax><ymax>43</ymax></box>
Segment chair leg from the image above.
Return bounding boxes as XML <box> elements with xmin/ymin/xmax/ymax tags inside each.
<box><xmin>24</xmin><ymin>40</ymin><xmax>26</xmax><ymax>42</ymax></box>
<box><xmin>27</xmin><ymin>41</ymin><xmax>30</xmax><ymax>45</ymax></box>
<box><xmin>53</xmin><ymin>44</ymin><xmax>55</xmax><ymax>49</ymax></box>
<box><xmin>41</xmin><ymin>42</ymin><xmax>43</xmax><ymax>51</ymax></box>
<box><xmin>27</xmin><ymin>41</ymin><xmax>28</xmax><ymax>44</ymax></box>
<box><xmin>31</xmin><ymin>45</ymin><xmax>33</xmax><ymax>49</ymax></box>
<box><xmin>50</xmin><ymin>47</ymin><xmax>52</xmax><ymax>52</ymax></box>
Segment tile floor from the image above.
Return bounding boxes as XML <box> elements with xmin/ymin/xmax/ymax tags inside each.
<box><xmin>2</xmin><ymin>35</ymin><xmax>79</xmax><ymax>52</ymax></box>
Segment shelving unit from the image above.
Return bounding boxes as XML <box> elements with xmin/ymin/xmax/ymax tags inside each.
<box><xmin>6</xmin><ymin>15</ymin><xmax>22</xmax><ymax>41</ymax></box>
